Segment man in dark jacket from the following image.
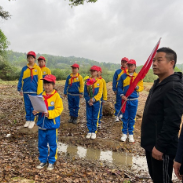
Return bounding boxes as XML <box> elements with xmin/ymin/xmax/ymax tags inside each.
<box><xmin>141</xmin><ymin>47</ymin><xmax>183</xmax><ymax>183</ymax></box>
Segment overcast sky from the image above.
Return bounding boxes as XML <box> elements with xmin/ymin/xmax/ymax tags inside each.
<box><xmin>1</xmin><ymin>0</ymin><xmax>183</xmax><ymax>65</ymax></box>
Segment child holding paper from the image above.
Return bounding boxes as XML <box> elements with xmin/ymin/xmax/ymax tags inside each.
<box><xmin>64</xmin><ymin>63</ymin><xmax>84</xmax><ymax>124</ymax></box>
<box><xmin>97</xmin><ymin>66</ymin><xmax>107</xmax><ymax>129</ymax></box>
<box><xmin>37</xmin><ymin>56</ymin><xmax>51</xmax><ymax>78</ymax></box>
<box><xmin>17</xmin><ymin>51</ymin><xmax>43</xmax><ymax>129</ymax></box>
<box><xmin>33</xmin><ymin>74</ymin><xmax>63</xmax><ymax>170</ymax></box>
<box><xmin>84</xmin><ymin>66</ymin><xmax>103</xmax><ymax>139</ymax></box>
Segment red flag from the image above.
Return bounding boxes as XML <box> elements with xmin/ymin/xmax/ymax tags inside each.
<box><xmin>121</xmin><ymin>38</ymin><xmax>161</xmax><ymax>113</ymax></box>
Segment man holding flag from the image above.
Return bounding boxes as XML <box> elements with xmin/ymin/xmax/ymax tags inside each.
<box><xmin>141</xmin><ymin>47</ymin><xmax>183</xmax><ymax>183</ymax></box>
<box><xmin>112</xmin><ymin>57</ymin><xmax>128</xmax><ymax>122</ymax></box>
<box><xmin>118</xmin><ymin>59</ymin><xmax>143</xmax><ymax>142</ymax></box>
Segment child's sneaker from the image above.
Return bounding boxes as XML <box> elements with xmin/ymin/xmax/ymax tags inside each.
<box><xmin>28</xmin><ymin>121</ymin><xmax>35</xmax><ymax>129</ymax></box>
<box><xmin>36</xmin><ymin>162</ymin><xmax>47</xmax><ymax>169</ymax></box>
<box><xmin>68</xmin><ymin>117</ymin><xmax>73</xmax><ymax>123</ymax></box>
<box><xmin>47</xmin><ymin>163</ymin><xmax>54</xmax><ymax>171</ymax></box>
<box><xmin>129</xmin><ymin>135</ymin><xmax>135</xmax><ymax>143</ymax></box>
<box><xmin>72</xmin><ymin>117</ymin><xmax>78</xmax><ymax>124</ymax></box>
<box><xmin>91</xmin><ymin>133</ymin><xmax>96</xmax><ymax>140</ymax></box>
<box><xmin>86</xmin><ymin>133</ymin><xmax>92</xmax><ymax>139</ymax></box>
<box><xmin>121</xmin><ymin>134</ymin><xmax>127</xmax><ymax>142</ymax></box>
<box><xmin>115</xmin><ymin>116</ymin><xmax>120</xmax><ymax>122</ymax></box>
<box><xmin>24</xmin><ymin>121</ymin><xmax>30</xmax><ymax>128</ymax></box>
<box><xmin>119</xmin><ymin>114</ymin><xmax>123</xmax><ymax>120</ymax></box>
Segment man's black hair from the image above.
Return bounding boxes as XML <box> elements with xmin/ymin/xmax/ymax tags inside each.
<box><xmin>157</xmin><ymin>47</ymin><xmax>177</xmax><ymax>68</ymax></box>
<box><xmin>43</xmin><ymin>80</ymin><xmax>55</xmax><ymax>85</ymax></box>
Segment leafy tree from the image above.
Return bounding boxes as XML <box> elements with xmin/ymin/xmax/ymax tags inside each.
<box><xmin>0</xmin><ymin>30</ymin><xmax>9</xmax><ymax>55</ymax></box>
<box><xmin>69</xmin><ymin>0</ymin><xmax>98</xmax><ymax>6</ymax></box>
<box><xmin>0</xmin><ymin>6</ymin><xmax>11</xmax><ymax>20</ymax></box>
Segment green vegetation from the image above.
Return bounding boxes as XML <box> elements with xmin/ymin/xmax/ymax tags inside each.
<box><xmin>1</xmin><ymin>50</ymin><xmax>181</xmax><ymax>82</ymax></box>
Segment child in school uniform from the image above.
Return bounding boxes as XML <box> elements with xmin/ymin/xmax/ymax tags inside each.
<box><xmin>84</xmin><ymin>65</ymin><xmax>103</xmax><ymax>139</ymax></box>
<box><xmin>37</xmin><ymin>56</ymin><xmax>51</xmax><ymax>78</ymax></box>
<box><xmin>33</xmin><ymin>74</ymin><xmax>63</xmax><ymax>171</ymax></box>
<box><xmin>117</xmin><ymin>59</ymin><xmax>143</xmax><ymax>142</ymax></box>
<box><xmin>97</xmin><ymin>66</ymin><xmax>107</xmax><ymax>129</ymax></box>
<box><xmin>17</xmin><ymin>51</ymin><xmax>43</xmax><ymax>129</ymax></box>
<box><xmin>64</xmin><ymin>63</ymin><xmax>84</xmax><ymax>124</ymax></box>
<box><xmin>113</xmin><ymin>57</ymin><xmax>128</xmax><ymax>122</ymax></box>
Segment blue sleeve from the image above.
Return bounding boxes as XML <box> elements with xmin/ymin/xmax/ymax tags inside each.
<box><xmin>17</xmin><ymin>68</ymin><xmax>24</xmax><ymax>91</ymax></box>
<box><xmin>84</xmin><ymin>84</ymin><xmax>90</xmax><ymax>102</ymax></box>
<box><xmin>64</xmin><ymin>76</ymin><xmax>69</xmax><ymax>95</ymax></box>
<box><xmin>117</xmin><ymin>75</ymin><xmax>124</xmax><ymax>96</ymax></box>
<box><xmin>175</xmin><ymin>125</ymin><xmax>183</xmax><ymax>163</ymax></box>
<box><xmin>112</xmin><ymin>70</ymin><xmax>118</xmax><ymax>92</ymax></box>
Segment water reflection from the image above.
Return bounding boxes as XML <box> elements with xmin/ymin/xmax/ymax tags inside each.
<box><xmin>57</xmin><ymin>142</ymin><xmax>133</xmax><ymax>168</ymax></box>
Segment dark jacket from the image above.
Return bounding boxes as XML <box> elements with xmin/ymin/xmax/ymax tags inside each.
<box><xmin>141</xmin><ymin>72</ymin><xmax>183</xmax><ymax>156</ymax></box>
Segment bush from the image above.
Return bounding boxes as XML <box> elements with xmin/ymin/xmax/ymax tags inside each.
<box><xmin>0</xmin><ymin>56</ymin><xmax>20</xmax><ymax>80</ymax></box>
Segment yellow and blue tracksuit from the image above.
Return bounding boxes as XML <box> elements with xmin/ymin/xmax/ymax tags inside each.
<box><xmin>64</xmin><ymin>73</ymin><xmax>84</xmax><ymax>118</ymax></box>
<box><xmin>84</xmin><ymin>78</ymin><xmax>103</xmax><ymax>133</ymax></box>
<box><xmin>17</xmin><ymin>63</ymin><xmax>43</xmax><ymax>121</ymax></box>
<box><xmin>40</xmin><ymin>66</ymin><xmax>51</xmax><ymax>78</ymax></box>
<box><xmin>117</xmin><ymin>72</ymin><xmax>143</xmax><ymax>135</ymax></box>
<box><xmin>113</xmin><ymin>68</ymin><xmax>127</xmax><ymax>116</ymax></box>
<box><xmin>36</xmin><ymin>90</ymin><xmax>63</xmax><ymax>164</ymax></box>
<box><xmin>99</xmin><ymin>77</ymin><xmax>107</xmax><ymax>124</ymax></box>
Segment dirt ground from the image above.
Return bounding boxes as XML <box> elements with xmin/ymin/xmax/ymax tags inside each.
<box><xmin>0</xmin><ymin>80</ymin><xmax>174</xmax><ymax>183</ymax></box>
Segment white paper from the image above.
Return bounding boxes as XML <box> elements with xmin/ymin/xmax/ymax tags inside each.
<box><xmin>28</xmin><ymin>95</ymin><xmax>47</xmax><ymax>112</ymax></box>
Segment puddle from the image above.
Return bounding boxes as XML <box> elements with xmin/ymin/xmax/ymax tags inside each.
<box><xmin>58</xmin><ymin>142</ymin><xmax>142</xmax><ymax>172</ymax></box>
<box><xmin>57</xmin><ymin>142</ymin><xmax>179</xmax><ymax>181</ymax></box>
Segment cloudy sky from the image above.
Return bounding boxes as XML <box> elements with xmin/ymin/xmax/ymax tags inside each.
<box><xmin>1</xmin><ymin>0</ymin><xmax>183</xmax><ymax>65</ymax></box>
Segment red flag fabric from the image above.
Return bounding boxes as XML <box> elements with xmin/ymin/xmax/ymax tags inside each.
<box><xmin>121</xmin><ymin>38</ymin><xmax>161</xmax><ymax>113</ymax></box>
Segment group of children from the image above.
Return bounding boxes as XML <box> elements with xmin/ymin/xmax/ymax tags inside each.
<box><xmin>17</xmin><ymin>51</ymin><xmax>143</xmax><ymax>170</ymax></box>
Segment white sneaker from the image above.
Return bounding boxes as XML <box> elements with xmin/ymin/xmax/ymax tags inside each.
<box><xmin>115</xmin><ymin>116</ymin><xmax>120</xmax><ymax>122</ymax></box>
<box><xmin>91</xmin><ymin>133</ymin><xmax>96</xmax><ymax>140</ymax></box>
<box><xmin>119</xmin><ymin>114</ymin><xmax>123</xmax><ymax>119</ymax></box>
<box><xmin>28</xmin><ymin>121</ymin><xmax>35</xmax><ymax>129</ymax></box>
<box><xmin>24</xmin><ymin>121</ymin><xmax>30</xmax><ymax>128</ymax></box>
<box><xmin>121</xmin><ymin>134</ymin><xmax>127</xmax><ymax>142</ymax></box>
<box><xmin>36</xmin><ymin>162</ymin><xmax>47</xmax><ymax>169</ymax></box>
<box><xmin>98</xmin><ymin>123</ymin><xmax>101</xmax><ymax>129</ymax></box>
<box><xmin>129</xmin><ymin>135</ymin><xmax>135</xmax><ymax>143</ymax></box>
<box><xmin>86</xmin><ymin>133</ymin><xmax>92</xmax><ymax>139</ymax></box>
<box><xmin>47</xmin><ymin>163</ymin><xmax>54</xmax><ymax>171</ymax></box>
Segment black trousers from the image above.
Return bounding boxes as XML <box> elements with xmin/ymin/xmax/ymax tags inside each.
<box><xmin>145</xmin><ymin>150</ymin><xmax>174</xmax><ymax>183</ymax></box>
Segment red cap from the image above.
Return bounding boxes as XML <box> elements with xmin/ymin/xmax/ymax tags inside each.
<box><xmin>38</xmin><ymin>56</ymin><xmax>46</xmax><ymax>61</ymax></box>
<box><xmin>128</xmin><ymin>59</ymin><xmax>136</xmax><ymax>65</ymax></box>
<box><xmin>98</xmin><ymin>66</ymin><xmax>102</xmax><ymax>72</ymax></box>
<box><xmin>121</xmin><ymin>57</ymin><xmax>129</xmax><ymax>62</ymax></box>
<box><xmin>90</xmin><ymin>65</ymin><xmax>100</xmax><ymax>71</ymax></box>
<box><xmin>71</xmin><ymin>63</ymin><xmax>79</xmax><ymax>68</ymax></box>
<box><xmin>41</xmin><ymin>74</ymin><xmax>56</xmax><ymax>83</ymax></box>
<box><xmin>27</xmin><ymin>51</ymin><xmax>36</xmax><ymax>58</ymax></box>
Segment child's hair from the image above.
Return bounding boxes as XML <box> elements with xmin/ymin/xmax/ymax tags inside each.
<box><xmin>43</xmin><ymin>80</ymin><xmax>55</xmax><ymax>85</ymax></box>
<box><xmin>27</xmin><ymin>55</ymin><xmax>35</xmax><ymax>59</ymax></box>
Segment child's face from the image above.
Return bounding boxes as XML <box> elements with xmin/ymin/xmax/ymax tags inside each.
<box><xmin>38</xmin><ymin>60</ymin><xmax>46</xmax><ymax>67</ymax></box>
<box><xmin>43</xmin><ymin>83</ymin><xmax>55</xmax><ymax>93</ymax></box>
<box><xmin>121</xmin><ymin>60</ymin><xmax>128</xmax><ymax>68</ymax></box>
<box><xmin>90</xmin><ymin>70</ymin><xmax>97</xmax><ymax>77</ymax></box>
<box><xmin>27</xmin><ymin>56</ymin><xmax>35</xmax><ymax>65</ymax></box>
<box><xmin>127</xmin><ymin>64</ymin><xmax>136</xmax><ymax>73</ymax></box>
<box><xmin>72</xmin><ymin>67</ymin><xmax>79</xmax><ymax>74</ymax></box>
